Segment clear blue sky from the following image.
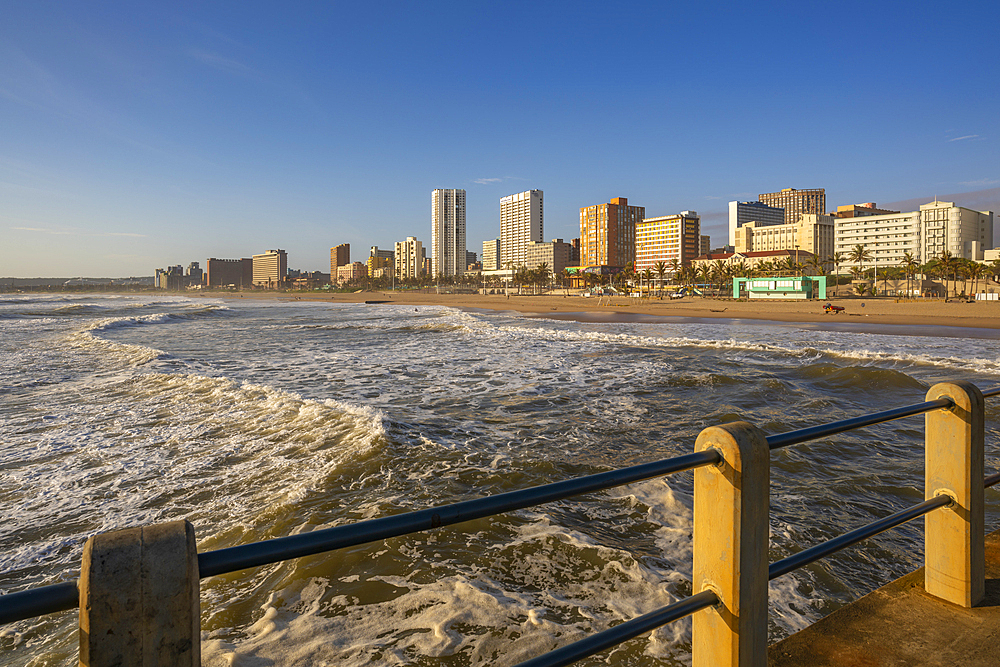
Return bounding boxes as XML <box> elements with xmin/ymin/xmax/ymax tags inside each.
<box><xmin>2</xmin><ymin>1</ymin><xmax>998</xmax><ymax>277</ymax></box>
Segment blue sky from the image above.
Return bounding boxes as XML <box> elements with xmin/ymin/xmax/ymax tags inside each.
<box><xmin>2</xmin><ymin>1</ymin><xmax>998</xmax><ymax>277</ymax></box>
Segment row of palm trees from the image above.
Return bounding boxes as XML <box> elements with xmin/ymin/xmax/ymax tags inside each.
<box><xmin>322</xmin><ymin>246</ymin><xmax>1000</xmax><ymax>299</ymax></box>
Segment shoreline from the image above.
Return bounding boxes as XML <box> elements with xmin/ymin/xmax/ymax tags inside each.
<box><xmin>204</xmin><ymin>290</ymin><xmax>1000</xmax><ymax>337</ymax></box>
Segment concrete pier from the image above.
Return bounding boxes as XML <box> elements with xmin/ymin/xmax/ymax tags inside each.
<box><xmin>768</xmin><ymin>527</ymin><xmax>1000</xmax><ymax>666</ymax></box>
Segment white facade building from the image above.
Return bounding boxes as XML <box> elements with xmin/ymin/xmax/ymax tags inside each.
<box><xmin>500</xmin><ymin>190</ymin><xmax>543</xmax><ymax>269</ymax></box>
<box><xmin>431</xmin><ymin>189</ymin><xmax>466</xmax><ymax>277</ymax></box>
<box><xmin>835</xmin><ymin>200</ymin><xmax>993</xmax><ymax>272</ymax></box>
<box><xmin>395</xmin><ymin>236</ymin><xmax>424</xmax><ymax>279</ymax></box>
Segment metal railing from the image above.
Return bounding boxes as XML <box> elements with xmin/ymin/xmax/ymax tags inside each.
<box><xmin>2</xmin><ymin>381</ymin><xmax>999</xmax><ymax>667</ymax></box>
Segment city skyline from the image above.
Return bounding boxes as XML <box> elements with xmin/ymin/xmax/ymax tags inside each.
<box><xmin>2</xmin><ymin>2</ymin><xmax>998</xmax><ymax>277</ymax></box>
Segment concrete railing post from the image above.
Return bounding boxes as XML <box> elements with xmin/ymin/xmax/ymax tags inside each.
<box><xmin>692</xmin><ymin>421</ymin><xmax>769</xmax><ymax>667</ymax></box>
<box><xmin>925</xmin><ymin>381</ymin><xmax>985</xmax><ymax>607</ymax></box>
<box><xmin>79</xmin><ymin>520</ymin><xmax>201</xmax><ymax>666</ymax></box>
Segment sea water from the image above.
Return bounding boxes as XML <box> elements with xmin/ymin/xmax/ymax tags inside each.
<box><xmin>1</xmin><ymin>293</ymin><xmax>999</xmax><ymax>666</ymax></box>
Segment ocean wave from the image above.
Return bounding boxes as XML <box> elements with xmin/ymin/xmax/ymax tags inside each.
<box><xmin>443</xmin><ymin>313</ymin><xmax>1000</xmax><ymax>377</ymax></box>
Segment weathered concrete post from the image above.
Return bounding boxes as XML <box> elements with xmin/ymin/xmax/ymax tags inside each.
<box><xmin>925</xmin><ymin>381</ymin><xmax>985</xmax><ymax>607</ymax></box>
<box><xmin>79</xmin><ymin>520</ymin><xmax>201</xmax><ymax>666</ymax></box>
<box><xmin>692</xmin><ymin>421</ymin><xmax>769</xmax><ymax>667</ymax></box>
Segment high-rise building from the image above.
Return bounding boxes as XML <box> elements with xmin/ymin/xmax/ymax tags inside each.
<box><xmin>466</xmin><ymin>250</ymin><xmax>477</xmax><ymax>270</ymax></box>
<box><xmin>728</xmin><ymin>200</ymin><xmax>785</xmax><ymax>246</ymax></box>
<box><xmin>186</xmin><ymin>262</ymin><xmax>203</xmax><ymax>285</ymax></box>
<box><xmin>331</xmin><ymin>244</ymin><xmax>350</xmax><ymax>278</ymax></box>
<box><xmin>431</xmin><ymin>189</ymin><xmax>467</xmax><ymax>277</ymax></box>
<box><xmin>500</xmin><ymin>190</ymin><xmax>544</xmax><ymax>269</ymax></box>
<box><xmin>482</xmin><ymin>239</ymin><xmax>500</xmax><ymax>271</ymax></box>
<box><xmin>395</xmin><ymin>236</ymin><xmax>424</xmax><ymax>279</ymax></box>
<box><xmin>206</xmin><ymin>258</ymin><xmax>253</xmax><ymax>288</ymax></box>
<box><xmin>758</xmin><ymin>188</ymin><xmax>826</xmax><ymax>225</ymax></box>
<box><xmin>252</xmin><ymin>249</ymin><xmax>287</xmax><ymax>287</ymax></box>
<box><xmin>580</xmin><ymin>197</ymin><xmax>644</xmax><ymax>268</ymax></box>
<box><xmin>635</xmin><ymin>211</ymin><xmax>700</xmax><ymax>273</ymax></box>
<box><xmin>700</xmin><ymin>235</ymin><xmax>711</xmax><ymax>256</ymax></box>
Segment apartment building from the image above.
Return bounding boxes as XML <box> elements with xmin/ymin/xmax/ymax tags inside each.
<box><xmin>580</xmin><ymin>197</ymin><xmax>644</xmax><ymax>268</ymax></box>
<box><xmin>431</xmin><ymin>189</ymin><xmax>467</xmax><ymax>277</ymax></box>
<box><xmin>635</xmin><ymin>211</ymin><xmax>701</xmax><ymax>273</ymax></box>
<box><xmin>395</xmin><ymin>236</ymin><xmax>424</xmax><ymax>279</ymax></box>
<box><xmin>500</xmin><ymin>190</ymin><xmax>543</xmax><ymax>269</ymax></box>
<box><xmin>524</xmin><ymin>239</ymin><xmax>573</xmax><ymax>275</ymax></box>
<box><xmin>482</xmin><ymin>238</ymin><xmax>500</xmax><ymax>271</ymax></box>
<box><xmin>330</xmin><ymin>244</ymin><xmax>350</xmax><ymax>278</ymax></box>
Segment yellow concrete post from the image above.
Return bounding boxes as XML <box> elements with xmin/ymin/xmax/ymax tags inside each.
<box><xmin>693</xmin><ymin>421</ymin><xmax>769</xmax><ymax>667</ymax></box>
<box><xmin>79</xmin><ymin>520</ymin><xmax>201</xmax><ymax>666</ymax></box>
<box><xmin>925</xmin><ymin>381</ymin><xmax>985</xmax><ymax>607</ymax></box>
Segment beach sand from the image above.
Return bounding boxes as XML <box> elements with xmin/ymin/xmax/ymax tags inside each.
<box><xmin>209</xmin><ymin>289</ymin><xmax>1000</xmax><ymax>335</ymax></box>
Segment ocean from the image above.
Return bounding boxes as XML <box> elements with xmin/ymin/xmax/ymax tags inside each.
<box><xmin>2</xmin><ymin>293</ymin><xmax>999</xmax><ymax>666</ymax></box>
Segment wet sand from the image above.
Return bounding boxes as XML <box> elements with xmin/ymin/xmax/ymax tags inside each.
<box><xmin>210</xmin><ymin>290</ymin><xmax>1000</xmax><ymax>336</ymax></box>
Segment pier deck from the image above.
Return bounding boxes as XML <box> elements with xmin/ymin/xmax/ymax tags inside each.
<box><xmin>769</xmin><ymin>527</ymin><xmax>1000</xmax><ymax>666</ymax></box>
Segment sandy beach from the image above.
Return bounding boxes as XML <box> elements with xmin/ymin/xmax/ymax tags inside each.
<box><xmin>209</xmin><ymin>290</ymin><xmax>1000</xmax><ymax>335</ymax></box>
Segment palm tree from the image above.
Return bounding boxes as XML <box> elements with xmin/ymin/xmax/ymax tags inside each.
<box><xmin>968</xmin><ymin>262</ymin><xmax>984</xmax><ymax>299</ymax></box>
<box><xmin>848</xmin><ymin>245</ymin><xmax>872</xmax><ymax>294</ymax></box>
<box><xmin>901</xmin><ymin>252</ymin><xmax>918</xmax><ymax>300</ymax></box>
<box><xmin>654</xmin><ymin>261</ymin><xmax>668</xmax><ymax>298</ymax></box>
<box><xmin>642</xmin><ymin>268</ymin><xmax>653</xmax><ymax>298</ymax></box>
<box><xmin>936</xmin><ymin>250</ymin><xmax>957</xmax><ymax>299</ymax></box>
<box><xmin>535</xmin><ymin>262</ymin><xmax>550</xmax><ymax>293</ymax></box>
<box><xmin>826</xmin><ymin>252</ymin><xmax>845</xmax><ymax>296</ymax></box>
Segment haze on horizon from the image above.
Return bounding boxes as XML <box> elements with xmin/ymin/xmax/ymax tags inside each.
<box><xmin>2</xmin><ymin>1</ymin><xmax>998</xmax><ymax>278</ymax></box>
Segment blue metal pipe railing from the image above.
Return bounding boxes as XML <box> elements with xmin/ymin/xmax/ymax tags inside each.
<box><xmin>0</xmin><ymin>449</ymin><xmax>721</xmax><ymax>625</ymax></box>
<box><xmin>766</xmin><ymin>397</ymin><xmax>953</xmax><ymax>450</ymax></box>
<box><xmin>198</xmin><ymin>449</ymin><xmax>721</xmax><ymax>577</ymax></box>
<box><xmin>512</xmin><ymin>590</ymin><xmax>720</xmax><ymax>667</ymax></box>
<box><xmin>2</xmin><ymin>383</ymin><xmax>1000</xmax><ymax>667</ymax></box>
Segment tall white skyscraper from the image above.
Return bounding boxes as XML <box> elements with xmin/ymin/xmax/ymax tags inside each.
<box><xmin>500</xmin><ymin>189</ymin><xmax>543</xmax><ymax>269</ymax></box>
<box><xmin>431</xmin><ymin>189</ymin><xmax>466</xmax><ymax>277</ymax></box>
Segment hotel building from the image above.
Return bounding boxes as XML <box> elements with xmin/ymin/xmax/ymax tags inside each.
<box><xmin>728</xmin><ymin>200</ymin><xmax>785</xmax><ymax>246</ymax></box>
<box><xmin>431</xmin><ymin>189</ymin><xmax>467</xmax><ymax>277</ymax></box>
<box><xmin>206</xmin><ymin>257</ymin><xmax>253</xmax><ymax>288</ymax></box>
<box><xmin>735</xmin><ymin>213</ymin><xmax>835</xmax><ymax>267</ymax></box>
<box><xmin>395</xmin><ymin>236</ymin><xmax>424</xmax><ymax>279</ymax></box>
<box><xmin>500</xmin><ymin>190</ymin><xmax>544</xmax><ymax>269</ymax></box>
<box><xmin>635</xmin><ymin>211</ymin><xmax>701</xmax><ymax>273</ymax></box>
<box><xmin>834</xmin><ymin>200</ymin><xmax>993</xmax><ymax>271</ymax></box>
<box><xmin>580</xmin><ymin>197</ymin><xmax>644</xmax><ymax>269</ymax></box>
<box><xmin>252</xmin><ymin>249</ymin><xmax>287</xmax><ymax>287</ymax></box>
<box><xmin>758</xmin><ymin>188</ymin><xmax>826</xmax><ymax>225</ymax></box>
